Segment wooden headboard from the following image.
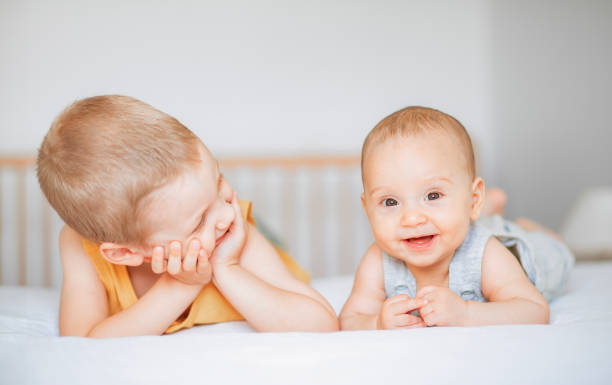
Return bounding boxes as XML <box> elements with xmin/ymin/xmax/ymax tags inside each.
<box><xmin>0</xmin><ymin>155</ymin><xmax>371</xmax><ymax>287</ymax></box>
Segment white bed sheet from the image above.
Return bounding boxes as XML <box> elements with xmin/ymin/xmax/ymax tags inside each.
<box><xmin>1</xmin><ymin>262</ymin><xmax>611</xmax><ymax>385</ymax></box>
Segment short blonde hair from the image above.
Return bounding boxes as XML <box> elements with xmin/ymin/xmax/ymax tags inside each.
<box><xmin>37</xmin><ymin>95</ymin><xmax>202</xmax><ymax>246</ymax></box>
<box><xmin>361</xmin><ymin>106</ymin><xmax>476</xmax><ymax>181</ymax></box>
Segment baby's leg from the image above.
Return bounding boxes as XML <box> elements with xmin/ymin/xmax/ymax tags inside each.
<box><xmin>514</xmin><ymin>218</ymin><xmax>562</xmax><ymax>241</ymax></box>
<box><xmin>483</xmin><ymin>188</ymin><xmax>507</xmax><ymax>216</ymax></box>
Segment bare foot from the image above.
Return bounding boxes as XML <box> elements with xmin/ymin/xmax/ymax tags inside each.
<box><xmin>515</xmin><ymin>218</ymin><xmax>562</xmax><ymax>241</ymax></box>
<box><xmin>483</xmin><ymin>188</ymin><xmax>507</xmax><ymax>216</ymax></box>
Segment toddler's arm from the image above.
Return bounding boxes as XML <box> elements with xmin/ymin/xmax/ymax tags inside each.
<box><xmin>58</xmin><ymin>226</ymin><xmax>205</xmax><ymax>337</ymax></box>
<box><xmin>212</xmin><ymin>222</ymin><xmax>338</xmax><ymax>332</ymax></box>
<box><xmin>339</xmin><ymin>244</ymin><xmax>426</xmax><ymax>330</ymax></box>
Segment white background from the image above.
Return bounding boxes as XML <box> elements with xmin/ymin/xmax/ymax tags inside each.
<box><xmin>1</xmin><ymin>0</ymin><xmax>610</xmax><ymax>229</ymax></box>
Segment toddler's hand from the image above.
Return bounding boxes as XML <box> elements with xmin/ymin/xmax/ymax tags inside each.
<box><xmin>415</xmin><ymin>286</ymin><xmax>468</xmax><ymax>326</ymax></box>
<box><xmin>210</xmin><ymin>192</ymin><xmax>247</xmax><ymax>271</ymax></box>
<box><xmin>376</xmin><ymin>294</ymin><xmax>427</xmax><ymax>330</ymax></box>
<box><xmin>151</xmin><ymin>238</ymin><xmax>212</xmax><ymax>286</ymax></box>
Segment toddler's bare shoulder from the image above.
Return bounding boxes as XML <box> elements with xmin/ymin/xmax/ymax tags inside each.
<box><xmin>58</xmin><ymin>225</ymin><xmax>96</xmax><ymax>276</ymax></box>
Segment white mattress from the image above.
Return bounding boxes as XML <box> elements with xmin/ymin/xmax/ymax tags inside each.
<box><xmin>1</xmin><ymin>262</ymin><xmax>612</xmax><ymax>385</ymax></box>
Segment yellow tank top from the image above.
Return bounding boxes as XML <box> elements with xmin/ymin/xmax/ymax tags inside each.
<box><xmin>81</xmin><ymin>200</ymin><xmax>309</xmax><ymax>334</ymax></box>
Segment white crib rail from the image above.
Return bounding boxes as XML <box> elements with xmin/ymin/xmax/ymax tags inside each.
<box><xmin>0</xmin><ymin>155</ymin><xmax>372</xmax><ymax>287</ymax></box>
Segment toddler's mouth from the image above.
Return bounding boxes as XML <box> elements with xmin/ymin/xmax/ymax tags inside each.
<box><xmin>402</xmin><ymin>234</ymin><xmax>437</xmax><ymax>250</ymax></box>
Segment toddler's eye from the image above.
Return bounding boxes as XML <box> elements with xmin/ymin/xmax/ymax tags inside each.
<box><xmin>426</xmin><ymin>192</ymin><xmax>441</xmax><ymax>201</ymax></box>
<box><xmin>382</xmin><ymin>198</ymin><xmax>398</xmax><ymax>207</ymax></box>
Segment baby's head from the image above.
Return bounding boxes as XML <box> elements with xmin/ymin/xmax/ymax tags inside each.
<box><xmin>361</xmin><ymin>106</ymin><xmax>485</xmax><ymax>266</ymax></box>
<box><xmin>37</xmin><ymin>95</ymin><xmax>235</xmax><ymax>264</ymax></box>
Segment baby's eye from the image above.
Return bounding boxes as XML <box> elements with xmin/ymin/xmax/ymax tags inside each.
<box><xmin>382</xmin><ymin>198</ymin><xmax>398</xmax><ymax>207</ymax></box>
<box><xmin>426</xmin><ymin>192</ymin><xmax>441</xmax><ymax>201</ymax></box>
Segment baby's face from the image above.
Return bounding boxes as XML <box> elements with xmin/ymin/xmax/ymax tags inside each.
<box><xmin>362</xmin><ymin>133</ymin><xmax>482</xmax><ymax>268</ymax></box>
<box><xmin>140</xmin><ymin>148</ymin><xmax>235</xmax><ymax>260</ymax></box>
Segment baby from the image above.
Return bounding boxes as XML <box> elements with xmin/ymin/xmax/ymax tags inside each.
<box><xmin>37</xmin><ymin>95</ymin><xmax>338</xmax><ymax>337</ymax></box>
<box><xmin>340</xmin><ymin>106</ymin><xmax>574</xmax><ymax>329</ymax></box>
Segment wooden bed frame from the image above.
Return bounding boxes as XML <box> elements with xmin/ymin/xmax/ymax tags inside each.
<box><xmin>0</xmin><ymin>155</ymin><xmax>370</xmax><ymax>287</ymax></box>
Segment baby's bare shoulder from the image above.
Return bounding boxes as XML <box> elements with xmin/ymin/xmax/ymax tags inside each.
<box><xmin>481</xmin><ymin>236</ymin><xmax>537</xmax><ymax>301</ymax></box>
<box><xmin>362</xmin><ymin>242</ymin><xmax>383</xmax><ymax>264</ymax></box>
<box><xmin>354</xmin><ymin>243</ymin><xmax>384</xmax><ymax>286</ymax></box>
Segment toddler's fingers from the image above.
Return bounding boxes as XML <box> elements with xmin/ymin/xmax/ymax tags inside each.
<box><xmin>200</xmin><ymin>225</ymin><xmax>215</xmax><ymax>260</ymax></box>
<box><xmin>230</xmin><ymin>192</ymin><xmax>244</xmax><ymax>230</ymax></box>
<box><xmin>197</xmin><ymin>249</ymin><xmax>211</xmax><ymax>275</ymax></box>
<box><xmin>167</xmin><ymin>241</ymin><xmax>182</xmax><ymax>275</ymax></box>
<box><xmin>182</xmin><ymin>238</ymin><xmax>199</xmax><ymax>272</ymax></box>
<box><xmin>151</xmin><ymin>246</ymin><xmax>166</xmax><ymax>274</ymax></box>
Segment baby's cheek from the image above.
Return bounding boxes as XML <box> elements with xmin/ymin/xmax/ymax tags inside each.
<box><xmin>372</xmin><ymin>218</ymin><xmax>395</xmax><ymax>244</ymax></box>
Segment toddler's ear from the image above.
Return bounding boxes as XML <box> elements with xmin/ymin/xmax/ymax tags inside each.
<box><xmin>99</xmin><ymin>243</ymin><xmax>145</xmax><ymax>266</ymax></box>
<box><xmin>361</xmin><ymin>193</ymin><xmax>366</xmax><ymax>211</ymax></box>
<box><xmin>469</xmin><ymin>177</ymin><xmax>485</xmax><ymax>221</ymax></box>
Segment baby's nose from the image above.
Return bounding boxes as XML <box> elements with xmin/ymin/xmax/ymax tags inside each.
<box><xmin>400</xmin><ymin>207</ymin><xmax>427</xmax><ymax>227</ymax></box>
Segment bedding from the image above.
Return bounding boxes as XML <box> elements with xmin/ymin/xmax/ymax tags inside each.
<box><xmin>1</xmin><ymin>262</ymin><xmax>612</xmax><ymax>385</ymax></box>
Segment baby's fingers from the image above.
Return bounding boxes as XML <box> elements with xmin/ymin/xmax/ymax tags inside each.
<box><xmin>151</xmin><ymin>246</ymin><xmax>166</xmax><ymax>274</ymax></box>
<box><xmin>419</xmin><ymin>305</ymin><xmax>439</xmax><ymax>326</ymax></box>
<box><xmin>167</xmin><ymin>241</ymin><xmax>182</xmax><ymax>275</ymax></box>
<box><xmin>395</xmin><ymin>314</ymin><xmax>427</xmax><ymax>328</ymax></box>
<box><xmin>416</xmin><ymin>285</ymin><xmax>438</xmax><ymax>300</ymax></box>
<box><xmin>388</xmin><ymin>297</ymin><xmax>427</xmax><ymax>315</ymax></box>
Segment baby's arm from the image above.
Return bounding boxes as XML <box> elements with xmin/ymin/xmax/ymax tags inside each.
<box><xmin>212</xmin><ymin>222</ymin><xmax>338</xmax><ymax>332</ymax></box>
<box><xmin>339</xmin><ymin>244</ymin><xmax>426</xmax><ymax>330</ymax></box>
<box><xmin>58</xmin><ymin>226</ymin><xmax>204</xmax><ymax>337</ymax></box>
<box><xmin>449</xmin><ymin>237</ymin><xmax>548</xmax><ymax>326</ymax></box>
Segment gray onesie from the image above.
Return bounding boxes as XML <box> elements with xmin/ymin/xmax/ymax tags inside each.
<box><xmin>383</xmin><ymin>215</ymin><xmax>575</xmax><ymax>303</ymax></box>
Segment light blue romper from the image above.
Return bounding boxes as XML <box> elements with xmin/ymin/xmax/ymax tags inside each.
<box><xmin>383</xmin><ymin>214</ymin><xmax>575</xmax><ymax>303</ymax></box>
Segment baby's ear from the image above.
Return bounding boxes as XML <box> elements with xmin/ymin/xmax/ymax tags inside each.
<box><xmin>360</xmin><ymin>193</ymin><xmax>366</xmax><ymax>211</ymax></box>
<box><xmin>469</xmin><ymin>177</ymin><xmax>485</xmax><ymax>221</ymax></box>
<box><xmin>99</xmin><ymin>243</ymin><xmax>144</xmax><ymax>266</ymax></box>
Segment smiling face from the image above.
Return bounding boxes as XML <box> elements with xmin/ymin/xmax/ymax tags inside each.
<box><xmin>138</xmin><ymin>147</ymin><xmax>235</xmax><ymax>260</ymax></box>
<box><xmin>362</xmin><ymin>132</ymin><xmax>484</xmax><ymax>269</ymax></box>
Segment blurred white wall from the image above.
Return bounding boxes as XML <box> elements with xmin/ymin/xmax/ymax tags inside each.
<box><xmin>0</xmin><ymin>0</ymin><xmax>495</xmax><ymax>176</ymax></box>
<box><xmin>489</xmin><ymin>0</ymin><xmax>612</xmax><ymax>229</ymax></box>
<box><xmin>1</xmin><ymin>0</ymin><xmax>610</xmax><ymax>230</ymax></box>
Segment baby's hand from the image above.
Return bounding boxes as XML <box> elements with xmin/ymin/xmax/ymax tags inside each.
<box><xmin>151</xmin><ymin>238</ymin><xmax>212</xmax><ymax>286</ymax></box>
<box><xmin>210</xmin><ymin>192</ymin><xmax>247</xmax><ymax>271</ymax></box>
<box><xmin>415</xmin><ymin>286</ymin><xmax>468</xmax><ymax>327</ymax></box>
<box><xmin>376</xmin><ymin>294</ymin><xmax>427</xmax><ymax>329</ymax></box>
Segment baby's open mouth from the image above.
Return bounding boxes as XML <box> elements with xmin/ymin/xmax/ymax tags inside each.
<box><xmin>403</xmin><ymin>234</ymin><xmax>437</xmax><ymax>249</ymax></box>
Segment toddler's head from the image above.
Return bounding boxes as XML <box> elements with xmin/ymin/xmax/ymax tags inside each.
<box><xmin>360</xmin><ymin>106</ymin><xmax>485</xmax><ymax>266</ymax></box>
<box><xmin>37</xmin><ymin>95</ymin><xmax>235</xmax><ymax>262</ymax></box>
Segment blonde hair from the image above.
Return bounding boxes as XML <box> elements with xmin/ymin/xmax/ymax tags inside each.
<box><xmin>361</xmin><ymin>106</ymin><xmax>476</xmax><ymax>180</ymax></box>
<box><xmin>37</xmin><ymin>95</ymin><xmax>202</xmax><ymax>246</ymax></box>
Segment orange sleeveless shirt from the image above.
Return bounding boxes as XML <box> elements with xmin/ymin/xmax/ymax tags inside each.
<box><xmin>81</xmin><ymin>200</ymin><xmax>309</xmax><ymax>334</ymax></box>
